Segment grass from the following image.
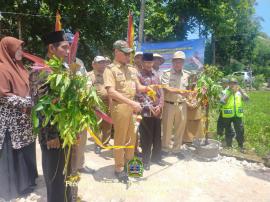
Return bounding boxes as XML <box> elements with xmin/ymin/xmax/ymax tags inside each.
<box><xmin>208</xmin><ymin>91</ymin><xmax>270</xmax><ymax>157</ymax></box>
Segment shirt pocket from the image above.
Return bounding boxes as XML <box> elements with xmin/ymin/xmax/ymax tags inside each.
<box><xmin>130</xmin><ymin>72</ymin><xmax>137</xmax><ymax>80</ymax></box>
<box><xmin>115</xmin><ymin>73</ymin><xmax>126</xmax><ymax>87</ymax></box>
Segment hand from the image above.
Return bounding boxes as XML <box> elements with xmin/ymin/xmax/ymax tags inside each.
<box><xmin>178</xmin><ymin>91</ymin><xmax>188</xmax><ymax>97</ymax></box>
<box><xmin>21</xmin><ymin>107</ymin><xmax>31</xmax><ymax>115</ymax></box>
<box><xmin>187</xmin><ymin>101</ymin><xmax>197</xmax><ymax>109</ymax></box>
<box><xmin>151</xmin><ymin>106</ymin><xmax>161</xmax><ymax>117</ymax></box>
<box><xmin>130</xmin><ymin>101</ymin><xmax>142</xmax><ymax>113</ymax></box>
<box><xmin>148</xmin><ymin>84</ymin><xmax>159</xmax><ymax>91</ymax></box>
<box><xmin>230</xmin><ymin>85</ymin><xmax>239</xmax><ymax>93</ymax></box>
<box><xmin>47</xmin><ymin>138</ymin><xmax>60</xmax><ymax>149</ymax></box>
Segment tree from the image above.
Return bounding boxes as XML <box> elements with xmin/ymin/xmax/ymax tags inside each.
<box><xmin>0</xmin><ymin>0</ymin><xmax>263</xmax><ymax>74</ymax></box>
<box><xmin>0</xmin><ymin>0</ymin><xmax>140</xmax><ymax>68</ymax></box>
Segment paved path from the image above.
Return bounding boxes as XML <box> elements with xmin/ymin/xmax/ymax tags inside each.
<box><xmin>14</xmin><ymin>140</ymin><xmax>270</xmax><ymax>202</ymax></box>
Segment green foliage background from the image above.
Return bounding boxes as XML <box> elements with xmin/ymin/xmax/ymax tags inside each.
<box><xmin>0</xmin><ymin>0</ymin><xmax>269</xmax><ymax>77</ymax></box>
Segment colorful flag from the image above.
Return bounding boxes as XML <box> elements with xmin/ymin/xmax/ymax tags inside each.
<box><xmin>127</xmin><ymin>11</ymin><xmax>134</xmax><ymax>48</ymax></box>
<box><xmin>55</xmin><ymin>10</ymin><xmax>62</xmax><ymax>31</ymax></box>
<box><xmin>68</xmin><ymin>32</ymin><xmax>79</xmax><ymax>64</ymax></box>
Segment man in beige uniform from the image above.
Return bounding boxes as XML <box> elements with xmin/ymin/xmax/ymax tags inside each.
<box><xmin>88</xmin><ymin>56</ymin><xmax>112</xmax><ymax>154</ymax></box>
<box><xmin>161</xmin><ymin>51</ymin><xmax>190</xmax><ymax>159</ymax></box>
<box><xmin>103</xmin><ymin>40</ymin><xmax>149</xmax><ymax>182</ymax></box>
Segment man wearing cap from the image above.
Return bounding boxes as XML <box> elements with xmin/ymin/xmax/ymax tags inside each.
<box><xmin>30</xmin><ymin>31</ymin><xmax>73</xmax><ymax>202</ymax></box>
<box><xmin>136</xmin><ymin>53</ymin><xmax>165</xmax><ymax>170</ymax></box>
<box><xmin>153</xmin><ymin>53</ymin><xmax>165</xmax><ymax>79</ymax></box>
<box><xmin>153</xmin><ymin>53</ymin><xmax>165</xmax><ymax>71</ymax></box>
<box><xmin>221</xmin><ymin>78</ymin><xmax>249</xmax><ymax>152</ymax></box>
<box><xmin>103</xmin><ymin>40</ymin><xmax>150</xmax><ymax>182</ymax></box>
<box><xmin>161</xmin><ymin>51</ymin><xmax>190</xmax><ymax>159</ymax></box>
<box><xmin>134</xmin><ymin>51</ymin><xmax>143</xmax><ymax>71</ymax></box>
<box><xmin>88</xmin><ymin>56</ymin><xmax>112</xmax><ymax>154</ymax></box>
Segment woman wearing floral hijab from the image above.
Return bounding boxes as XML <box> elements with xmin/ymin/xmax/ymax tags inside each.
<box><xmin>0</xmin><ymin>36</ymin><xmax>37</xmax><ymax>200</ymax></box>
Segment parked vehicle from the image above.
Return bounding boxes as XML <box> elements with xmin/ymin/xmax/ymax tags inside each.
<box><xmin>232</xmin><ymin>71</ymin><xmax>253</xmax><ymax>83</ymax></box>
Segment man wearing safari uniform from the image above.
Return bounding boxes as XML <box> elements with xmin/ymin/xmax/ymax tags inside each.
<box><xmin>103</xmin><ymin>40</ymin><xmax>150</xmax><ymax>182</ymax></box>
<box><xmin>161</xmin><ymin>51</ymin><xmax>189</xmax><ymax>159</ymax></box>
<box><xmin>88</xmin><ymin>56</ymin><xmax>112</xmax><ymax>154</ymax></box>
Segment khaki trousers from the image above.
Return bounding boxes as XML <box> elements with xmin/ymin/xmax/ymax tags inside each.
<box><xmin>71</xmin><ymin>129</ymin><xmax>87</xmax><ymax>173</ymax></box>
<box><xmin>111</xmin><ymin>103</ymin><xmax>136</xmax><ymax>172</ymax></box>
<box><xmin>162</xmin><ymin>102</ymin><xmax>187</xmax><ymax>152</ymax></box>
<box><xmin>183</xmin><ymin>119</ymin><xmax>203</xmax><ymax>143</ymax></box>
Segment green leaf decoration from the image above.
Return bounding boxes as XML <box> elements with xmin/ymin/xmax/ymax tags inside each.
<box><xmin>32</xmin><ymin>56</ymin><xmax>105</xmax><ymax>148</ymax></box>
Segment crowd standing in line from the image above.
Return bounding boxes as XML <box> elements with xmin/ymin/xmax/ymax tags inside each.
<box><xmin>0</xmin><ymin>31</ymin><xmax>248</xmax><ymax>202</ymax></box>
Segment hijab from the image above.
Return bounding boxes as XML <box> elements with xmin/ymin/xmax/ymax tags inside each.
<box><xmin>0</xmin><ymin>36</ymin><xmax>29</xmax><ymax>97</ymax></box>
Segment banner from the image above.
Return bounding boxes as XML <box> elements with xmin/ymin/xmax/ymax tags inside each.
<box><xmin>138</xmin><ymin>38</ymin><xmax>205</xmax><ymax>71</ymax></box>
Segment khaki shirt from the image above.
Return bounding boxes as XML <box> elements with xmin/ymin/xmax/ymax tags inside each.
<box><xmin>88</xmin><ymin>70</ymin><xmax>108</xmax><ymax>104</ymax></box>
<box><xmin>103</xmin><ymin>61</ymin><xmax>139</xmax><ymax>102</ymax></box>
<box><xmin>161</xmin><ymin>68</ymin><xmax>190</xmax><ymax>102</ymax></box>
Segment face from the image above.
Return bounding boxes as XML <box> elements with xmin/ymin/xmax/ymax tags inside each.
<box><xmin>115</xmin><ymin>49</ymin><xmax>131</xmax><ymax>65</ymax></box>
<box><xmin>153</xmin><ymin>58</ymin><xmax>162</xmax><ymax>69</ymax></box>
<box><xmin>230</xmin><ymin>83</ymin><xmax>238</xmax><ymax>91</ymax></box>
<box><xmin>93</xmin><ymin>60</ymin><xmax>106</xmax><ymax>73</ymax></box>
<box><xmin>15</xmin><ymin>45</ymin><xmax>23</xmax><ymax>61</ymax></box>
<box><xmin>172</xmin><ymin>58</ymin><xmax>184</xmax><ymax>72</ymax></box>
<box><xmin>134</xmin><ymin>55</ymin><xmax>142</xmax><ymax>66</ymax></box>
<box><xmin>49</xmin><ymin>41</ymin><xmax>70</xmax><ymax>62</ymax></box>
<box><xmin>143</xmin><ymin>61</ymin><xmax>154</xmax><ymax>71</ymax></box>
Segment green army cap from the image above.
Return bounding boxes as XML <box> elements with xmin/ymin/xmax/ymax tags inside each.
<box><xmin>229</xmin><ymin>77</ymin><xmax>238</xmax><ymax>84</ymax></box>
<box><xmin>113</xmin><ymin>40</ymin><xmax>133</xmax><ymax>53</ymax></box>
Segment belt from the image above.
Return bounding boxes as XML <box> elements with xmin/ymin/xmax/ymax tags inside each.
<box><xmin>165</xmin><ymin>101</ymin><xmax>183</xmax><ymax>106</ymax></box>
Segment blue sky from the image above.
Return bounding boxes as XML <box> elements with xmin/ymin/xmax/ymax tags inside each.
<box><xmin>255</xmin><ymin>0</ymin><xmax>270</xmax><ymax>36</ymax></box>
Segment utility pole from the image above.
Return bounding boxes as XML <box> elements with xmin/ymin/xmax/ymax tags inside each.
<box><xmin>212</xmin><ymin>34</ymin><xmax>216</xmax><ymax>65</ymax></box>
<box><xmin>138</xmin><ymin>0</ymin><xmax>146</xmax><ymax>50</ymax></box>
<box><xmin>18</xmin><ymin>17</ymin><xmax>22</xmax><ymax>39</ymax></box>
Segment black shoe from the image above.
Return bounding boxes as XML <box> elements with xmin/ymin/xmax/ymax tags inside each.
<box><xmin>239</xmin><ymin>147</ymin><xmax>246</xmax><ymax>154</ymax></box>
<box><xmin>78</xmin><ymin>166</ymin><xmax>96</xmax><ymax>174</ymax></box>
<box><xmin>115</xmin><ymin>171</ymin><xmax>129</xmax><ymax>183</ymax></box>
<box><xmin>95</xmin><ymin>146</ymin><xmax>101</xmax><ymax>154</ymax></box>
<box><xmin>144</xmin><ymin>163</ymin><xmax>150</xmax><ymax>170</ymax></box>
<box><xmin>176</xmin><ymin>153</ymin><xmax>185</xmax><ymax>160</ymax></box>
<box><xmin>152</xmin><ymin>160</ymin><xmax>166</xmax><ymax>166</ymax></box>
<box><xmin>19</xmin><ymin>187</ymin><xmax>34</xmax><ymax>196</ymax></box>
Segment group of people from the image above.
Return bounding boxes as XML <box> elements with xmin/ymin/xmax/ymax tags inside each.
<box><xmin>0</xmin><ymin>30</ymin><xmax>249</xmax><ymax>202</ymax></box>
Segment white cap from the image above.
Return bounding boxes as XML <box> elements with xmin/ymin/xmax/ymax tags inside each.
<box><xmin>153</xmin><ymin>53</ymin><xmax>165</xmax><ymax>64</ymax></box>
<box><xmin>153</xmin><ymin>53</ymin><xmax>163</xmax><ymax>58</ymax></box>
<box><xmin>93</xmin><ymin>56</ymin><xmax>106</xmax><ymax>63</ymax></box>
<box><xmin>172</xmin><ymin>51</ymin><xmax>186</xmax><ymax>60</ymax></box>
<box><xmin>134</xmin><ymin>51</ymin><xmax>143</xmax><ymax>57</ymax></box>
